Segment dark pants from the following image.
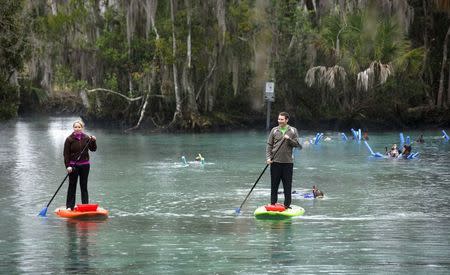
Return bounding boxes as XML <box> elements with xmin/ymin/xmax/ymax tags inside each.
<box><xmin>66</xmin><ymin>164</ymin><xmax>90</xmax><ymax>209</ymax></box>
<box><xmin>270</xmin><ymin>162</ymin><xmax>293</xmax><ymax>207</ymax></box>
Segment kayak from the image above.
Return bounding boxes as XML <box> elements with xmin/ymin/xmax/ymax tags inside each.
<box><xmin>254</xmin><ymin>204</ymin><xmax>305</xmax><ymax>219</ymax></box>
<box><xmin>55</xmin><ymin>204</ymin><xmax>108</xmax><ymax>219</ymax></box>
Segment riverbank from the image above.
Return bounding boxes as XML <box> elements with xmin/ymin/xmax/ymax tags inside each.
<box><xmin>13</xmin><ymin>92</ymin><xmax>450</xmax><ymax>132</ymax></box>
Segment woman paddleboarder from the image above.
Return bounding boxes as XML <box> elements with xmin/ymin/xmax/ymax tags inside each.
<box><xmin>64</xmin><ymin>120</ymin><xmax>97</xmax><ymax>210</ymax></box>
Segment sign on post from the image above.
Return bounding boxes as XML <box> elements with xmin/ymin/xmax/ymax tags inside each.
<box><xmin>265</xmin><ymin>82</ymin><xmax>275</xmax><ymax>102</ymax></box>
<box><xmin>265</xmin><ymin>82</ymin><xmax>274</xmax><ymax>130</ymax></box>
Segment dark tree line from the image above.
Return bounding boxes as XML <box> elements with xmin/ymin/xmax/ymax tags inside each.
<box><xmin>1</xmin><ymin>0</ymin><xmax>449</xmax><ymax>129</ymax></box>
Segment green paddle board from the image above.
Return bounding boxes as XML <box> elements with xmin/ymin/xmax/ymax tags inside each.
<box><xmin>254</xmin><ymin>204</ymin><xmax>305</xmax><ymax>219</ymax></box>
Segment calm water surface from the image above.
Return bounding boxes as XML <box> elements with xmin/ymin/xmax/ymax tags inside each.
<box><xmin>1</xmin><ymin>117</ymin><xmax>449</xmax><ymax>274</ymax></box>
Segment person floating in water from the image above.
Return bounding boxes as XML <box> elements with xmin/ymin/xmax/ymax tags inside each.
<box><xmin>416</xmin><ymin>134</ymin><xmax>425</xmax><ymax>143</ymax></box>
<box><xmin>195</xmin><ymin>153</ymin><xmax>204</xmax><ymax>162</ymax></box>
<box><xmin>363</xmin><ymin>131</ymin><xmax>369</xmax><ymax>140</ymax></box>
<box><xmin>195</xmin><ymin>153</ymin><xmax>205</xmax><ymax>165</ymax></box>
<box><xmin>401</xmin><ymin>144</ymin><xmax>412</xmax><ymax>158</ymax></box>
<box><xmin>387</xmin><ymin>144</ymin><xmax>399</xmax><ymax>158</ymax></box>
<box><xmin>312</xmin><ymin>185</ymin><xmax>324</xmax><ymax>198</ymax></box>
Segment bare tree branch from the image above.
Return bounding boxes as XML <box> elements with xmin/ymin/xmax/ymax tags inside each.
<box><xmin>195</xmin><ymin>62</ymin><xmax>217</xmax><ymax>101</ymax></box>
<box><xmin>86</xmin><ymin>88</ymin><xmax>164</xmax><ymax>102</ymax></box>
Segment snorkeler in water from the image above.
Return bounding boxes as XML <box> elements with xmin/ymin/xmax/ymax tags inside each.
<box><xmin>312</xmin><ymin>185</ymin><xmax>324</xmax><ymax>198</ymax></box>
<box><xmin>387</xmin><ymin>144</ymin><xmax>399</xmax><ymax>158</ymax></box>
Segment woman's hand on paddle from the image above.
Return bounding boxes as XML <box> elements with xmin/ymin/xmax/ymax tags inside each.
<box><xmin>283</xmin><ymin>134</ymin><xmax>290</xmax><ymax>140</ymax></box>
<box><xmin>266</xmin><ymin>158</ymin><xmax>273</xmax><ymax>164</ymax></box>
<box><xmin>67</xmin><ymin>167</ymin><xmax>73</xmax><ymax>173</ymax></box>
<box><xmin>90</xmin><ymin>135</ymin><xmax>96</xmax><ymax>141</ymax></box>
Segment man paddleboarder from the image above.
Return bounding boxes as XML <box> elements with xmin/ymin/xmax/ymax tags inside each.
<box><xmin>266</xmin><ymin>112</ymin><xmax>301</xmax><ymax>209</ymax></box>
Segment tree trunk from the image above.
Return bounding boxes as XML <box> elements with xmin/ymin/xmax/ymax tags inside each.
<box><xmin>232</xmin><ymin>57</ymin><xmax>239</xmax><ymax>96</ymax></box>
<box><xmin>204</xmin><ymin>48</ymin><xmax>218</xmax><ymax>112</ymax></box>
<box><xmin>447</xmin><ymin>64</ymin><xmax>450</xmax><ymax>108</ymax></box>
<box><xmin>146</xmin><ymin>0</ymin><xmax>159</xmax><ymax>39</ymax></box>
<box><xmin>126</xmin><ymin>0</ymin><xmax>138</xmax><ymax>96</ymax></box>
<box><xmin>420</xmin><ymin>0</ymin><xmax>434</xmax><ymax>106</ymax></box>
<box><xmin>186</xmin><ymin>0</ymin><xmax>192</xmax><ymax>69</ymax></box>
<box><xmin>126</xmin><ymin>0</ymin><xmax>160</xmax><ymax>131</ymax></box>
<box><xmin>183</xmin><ymin>0</ymin><xmax>198</xmax><ymax>116</ymax></box>
<box><xmin>170</xmin><ymin>0</ymin><xmax>182</xmax><ymax>125</ymax></box>
<box><xmin>50</xmin><ymin>0</ymin><xmax>57</xmax><ymax>15</ymax></box>
<box><xmin>41</xmin><ymin>58</ymin><xmax>52</xmax><ymax>93</ymax></box>
<box><xmin>437</xmin><ymin>26</ymin><xmax>450</xmax><ymax>108</ymax></box>
<box><xmin>216</xmin><ymin>0</ymin><xmax>226</xmax><ymax>50</ymax></box>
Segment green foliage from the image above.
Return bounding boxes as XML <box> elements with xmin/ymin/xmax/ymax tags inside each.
<box><xmin>272</xmin><ymin>0</ymin><xmax>302</xmax><ymax>39</ymax></box>
<box><xmin>0</xmin><ymin>0</ymin><xmax>29</xmax><ymax>80</ymax></box>
<box><xmin>104</xmin><ymin>73</ymin><xmax>119</xmax><ymax>91</ymax></box>
<box><xmin>8</xmin><ymin>0</ymin><xmax>445</xmax><ymax>128</ymax></box>
<box><xmin>270</xmin><ymin>3</ymin><xmax>316</xmax><ymax>116</ymax></box>
<box><xmin>17</xmin><ymin>79</ymin><xmax>48</xmax><ymax>114</ymax></box>
<box><xmin>54</xmin><ymin>65</ymin><xmax>74</xmax><ymax>88</ymax></box>
<box><xmin>226</xmin><ymin>1</ymin><xmax>255</xmax><ymax>61</ymax></box>
<box><xmin>96</xmin><ymin>5</ymin><xmax>157</xmax><ymax>93</ymax></box>
<box><xmin>318</xmin><ymin>11</ymin><xmax>416</xmax><ymax>77</ymax></box>
<box><xmin>96</xmin><ymin>16</ymin><xmax>128</xmax><ymax>69</ymax></box>
<box><xmin>0</xmin><ymin>0</ymin><xmax>29</xmax><ymax>120</ymax></box>
<box><xmin>33</xmin><ymin>0</ymin><xmax>88</xmax><ymax>43</ymax></box>
<box><xmin>54</xmin><ymin>64</ymin><xmax>87</xmax><ymax>92</ymax></box>
<box><xmin>0</xmin><ymin>80</ymin><xmax>19</xmax><ymax>120</ymax></box>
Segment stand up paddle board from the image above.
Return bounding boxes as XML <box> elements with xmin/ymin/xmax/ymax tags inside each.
<box><xmin>55</xmin><ymin>204</ymin><xmax>108</xmax><ymax>219</ymax></box>
<box><xmin>254</xmin><ymin>204</ymin><xmax>305</xmax><ymax>219</ymax></box>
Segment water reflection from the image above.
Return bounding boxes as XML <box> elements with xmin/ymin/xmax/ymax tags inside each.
<box><xmin>256</xmin><ymin>219</ymin><xmax>297</xmax><ymax>267</ymax></box>
<box><xmin>64</xmin><ymin>219</ymin><xmax>105</xmax><ymax>274</ymax></box>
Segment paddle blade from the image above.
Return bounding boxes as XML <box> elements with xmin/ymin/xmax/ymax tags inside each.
<box><xmin>38</xmin><ymin>207</ymin><xmax>48</xmax><ymax>217</ymax></box>
<box><xmin>235</xmin><ymin>208</ymin><xmax>241</xmax><ymax>214</ymax></box>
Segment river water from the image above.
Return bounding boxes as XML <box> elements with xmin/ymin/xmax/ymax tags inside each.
<box><xmin>0</xmin><ymin>116</ymin><xmax>449</xmax><ymax>274</ymax></box>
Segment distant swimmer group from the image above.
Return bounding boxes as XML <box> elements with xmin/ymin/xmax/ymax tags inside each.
<box><xmin>181</xmin><ymin>153</ymin><xmax>205</xmax><ymax>166</ymax></box>
<box><xmin>386</xmin><ymin>143</ymin><xmax>412</xmax><ymax>158</ymax></box>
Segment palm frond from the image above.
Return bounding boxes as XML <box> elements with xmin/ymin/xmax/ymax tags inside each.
<box><xmin>305</xmin><ymin>65</ymin><xmax>346</xmax><ymax>89</ymax></box>
<box><xmin>357</xmin><ymin>61</ymin><xmax>393</xmax><ymax>91</ymax></box>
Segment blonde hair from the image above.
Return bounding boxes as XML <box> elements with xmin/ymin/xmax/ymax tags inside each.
<box><xmin>73</xmin><ymin>120</ymin><xmax>85</xmax><ymax>128</ymax></box>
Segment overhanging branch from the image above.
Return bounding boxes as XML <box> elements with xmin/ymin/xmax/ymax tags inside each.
<box><xmin>86</xmin><ymin>88</ymin><xmax>165</xmax><ymax>102</ymax></box>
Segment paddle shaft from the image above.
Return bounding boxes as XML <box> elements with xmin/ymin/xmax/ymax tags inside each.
<box><xmin>237</xmin><ymin>138</ymin><xmax>287</xmax><ymax>211</ymax></box>
<box><xmin>237</xmin><ymin>164</ymin><xmax>269</xmax><ymax>211</ymax></box>
<box><xmin>44</xmin><ymin>137</ymin><xmax>92</xmax><ymax>209</ymax></box>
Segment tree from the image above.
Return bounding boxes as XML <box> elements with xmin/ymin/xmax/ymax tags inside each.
<box><xmin>0</xmin><ymin>0</ymin><xmax>29</xmax><ymax>120</ymax></box>
<box><xmin>305</xmin><ymin>9</ymin><xmax>423</xmax><ymax>115</ymax></box>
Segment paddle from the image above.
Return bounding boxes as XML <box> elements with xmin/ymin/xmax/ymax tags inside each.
<box><xmin>38</xmin><ymin>137</ymin><xmax>92</xmax><ymax>217</ymax></box>
<box><xmin>235</xmin><ymin>138</ymin><xmax>286</xmax><ymax>214</ymax></box>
